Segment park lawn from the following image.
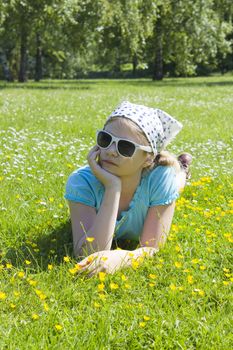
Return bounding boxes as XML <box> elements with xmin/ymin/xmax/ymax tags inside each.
<box><xmin>0</xmin><ymin>76</ymin><xmax>232</xmax><ymax>349</ymax></box>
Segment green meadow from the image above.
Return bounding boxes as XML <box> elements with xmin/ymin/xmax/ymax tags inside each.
<box><xmin>0</xmin><ymin>76</ymin><xmax>232</xmax><ymax>349</ymax></box>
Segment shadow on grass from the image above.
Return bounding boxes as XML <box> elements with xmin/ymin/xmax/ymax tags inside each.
<box><xmin>119</xmin><ymin>79</ymin><xmax>233</xmax><ymax>88</ymax></box>
<box><xmin>0</xmin><ymin>77</ymin><xmax>233</xmax><ymax>90</ymax></box>
<box><xmin>3</xmin><ymin>220</ymin><xmax>139</xmax><ymax>272</ymax></box>
<box><xmin>0</xmin><ymin>83</ymin><xmax>91</xmax><ymax>91</ymax></box>
<box><xmin>3</xmin><ymin>220</ymin><xmax>74</xmax><ymax>271</ymax></box>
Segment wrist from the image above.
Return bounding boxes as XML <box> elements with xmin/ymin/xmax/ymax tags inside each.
<box><xmin>105</xmin><ymin>183</ymin><xmax>121</xmax><ymax>192</ymax></box>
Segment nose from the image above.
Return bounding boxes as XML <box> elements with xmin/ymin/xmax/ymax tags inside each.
<box><xmin>106</xmin><ymin>141</ymin><xmax>118</xmax><ymax>156</ymax></box>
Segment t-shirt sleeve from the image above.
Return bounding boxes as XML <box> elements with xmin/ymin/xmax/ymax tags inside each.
<box><xmin>64</xmin><ymin>170</ymin><xmax>96</xmax><ymax>207</ymax></box>
<box><xmin>149</xmin><ymin>166</ymin><xmax>180</xmax><ymax>207</ymax></box>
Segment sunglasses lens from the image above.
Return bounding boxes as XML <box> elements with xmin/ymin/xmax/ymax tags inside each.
<box><xmin>118</xmin><ymin>140</ymin><xmax>135</xmax><ymax>157</ymax></box>
<box><xmin>97</xmin><ymin>131</ymin><xmax>112</xmax><ymax>148</ymax></box>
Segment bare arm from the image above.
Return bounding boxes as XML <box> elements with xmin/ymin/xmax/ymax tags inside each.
<box><xmin>139</xmin><ymin>202</ymin><xmax>176</xmax><ymax>249</ymax></box>
<box><xmin>68</xmin><ymin>185</ymin><xmax>120</xmax><ymax>257</ymax></box>
<box><xmin>68</xmin><ymin>145</ymin><xmax>122</xmax><ymax>257</ymax></box>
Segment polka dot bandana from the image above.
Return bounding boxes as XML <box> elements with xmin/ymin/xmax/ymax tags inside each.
<box><xmin>105</xmin><ymin>101</ymin><xmax>183</xmax><ymax>155</ymax></box>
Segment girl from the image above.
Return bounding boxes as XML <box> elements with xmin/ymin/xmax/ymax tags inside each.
<box><xmin>64</xmin><ymin>101</ymin><xmax>192</xmax><ymax>275</ymax></box>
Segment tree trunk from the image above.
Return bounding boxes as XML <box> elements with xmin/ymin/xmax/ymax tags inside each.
<box><xmin>152</xmin><ymin>16</ymin><xmax>163</xmax><ymax>81</ymax></box>
<box><xmin>18</xmin><ymin>31</ymin><xmax>27</xmax><ymax>82</ymax></box>
<box><xmin>132</xmin><ymin>54</ymin><xmax>137</xmax><ymax>76</ymax></box>
<box><xmin>0</xmin><ymin>52</ymin><xmax>14</xmax><ymax>82</ymax></box>
<box><xmin>35</xmin><ymin>33</ymin><xmax>42</xmax><ymax>81</ymax></box>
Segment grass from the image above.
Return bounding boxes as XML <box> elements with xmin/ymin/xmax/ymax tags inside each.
<box><xmin>0</xmin><ymin>76</ymin><xmax>232</xmax><ymax>349</ymax></box>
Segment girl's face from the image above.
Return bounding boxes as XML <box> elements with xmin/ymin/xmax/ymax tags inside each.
<box><xmin>98</xmin><ymin>119</ymin><xmax>152</xmax><ymax>177</ymax></box>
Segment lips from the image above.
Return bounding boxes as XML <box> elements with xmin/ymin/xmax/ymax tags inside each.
<box><xmin>102</xmin><ymin>160</ymin><xmax>117</xmax><ymax>166</ymax></box>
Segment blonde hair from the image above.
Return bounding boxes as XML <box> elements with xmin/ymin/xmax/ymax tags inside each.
<box><xmin>105</xmin><ymin>117</ymin><xmax>181</xmax><ymax>174</ymax></box>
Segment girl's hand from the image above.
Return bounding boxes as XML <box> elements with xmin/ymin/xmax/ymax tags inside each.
<box><xmin>87</xmin><ymin>145</ymin><xmax>121</xmax><ymax>189</ymax></box>
<box><xmin>76</xmin><ymin>247</ymin><xmax>159</xmax><ymax>277</ymax></box>
<box><xmin>76</xmin><ymin>249</ymin><xmax>132</xmax><ymax>276</ymax></box>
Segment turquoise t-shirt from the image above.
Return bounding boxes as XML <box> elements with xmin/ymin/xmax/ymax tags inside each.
<box><xmin>64</xmin><ymin>164</ymin><xmax>180</xmax><ymax>242</ymax></box>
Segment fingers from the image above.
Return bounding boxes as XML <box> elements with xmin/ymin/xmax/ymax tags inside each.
<box><xmin>88</xmin><ymin>145</ymin><xmax>100</xmax><ymax>160</ymax></box>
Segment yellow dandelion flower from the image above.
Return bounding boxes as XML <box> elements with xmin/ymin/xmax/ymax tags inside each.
<box><xmin>169</xmin><ymin>284</ymin><xmax>176</xmax><ymax>291</ymax></box>
<box><xmin>35</xmin><ymin>289</ymin><xmax>43</xmax><ymax>297</ymax></box>
<box><xmin>191</xmin><ymin>258</ymin><xmax>200</xmax><ymax>264</ymax></box>
<box><xmin>183</xmin><ymin>269</ymin><xmax>190</xmax><ymax>273</ymax></box>
<box><xmin>100</xmin><ymin>256</ymin><xmax>108</xmax><ymax>262</ymax></box>
<box><xmin>10</xmin><ymin>303</ymin><xmax>16</xmax><ymax>309</ymax></box>
<box><xmin>43</xmin><ymin>303</ymin><xmax>49</xmax><ymax>311</ymax></box>
<box><xmin>38</xmin><ymin>293</ymin><xmax>46</xmax><ymax>300</ymax></box>
<box><xmin>18</xmin><ymin>271</ymin><xmax>25</xmax><ymax>278</ymax></box>
<box><xmin>178</xmin><ymin>254</ymin><xmax>184</xmax><ymax>259</ymax></box>
<box><xmin>27</xmin><ymin>279</ymin><xmax>37</xmax><ymax>287</ymax></box>
<box><xmin>175</xmin><ymin>245</ymin><xmax>181</xmax><ymax>252</ymax></box>
<box><xmin>200</xmin><ymin>265</ymin><xmax>206</xmax><ymax>270</ymax></box>
<box><xmin>178</xmin><ymin>286</ymin><xmax>184</xmax><ymax>291</ymax></box>
<box><xmin>74</xmin><ymin>263</ymin><xmax>83</xmax><ymax>271</ymax></box>
<box><xmin>69</xmin><ymin>268</ymin><xmax>77</xmax><ymax>275</ymax></box>
<box><xmin>32</xmin><ymin>314</ymin><xmax>39</xmax><ymax>320</ymax></box>
<box><xmin>124</xmin><ymin>284</ymin><xmax>131</xmax><ymax>289</ymax></box>
<box><xmin>131</xmin><ymin>259</ymin><xmax>140</xmax><ymax>270</ymax></box>
<box><xmin>207</xmin><ymin>248</ymin><xmax>214</xmax><ymax>253</ymax></box>
<box><xmin>54</xmin><ymin>324</ymin><xmax>62</xmax><ymax>331</ymax></box>
<box><xmin>143</xmin><ymin>316</ymin><xmax>150</xmax><ymax>321</ymax></box>
<box><xmin>87</xmin><ymin>256</ymin><xmax>94</xmax><ymax>264</ymax></box>
<box><xmin>48</xmin><ymin>264</ymin><xmax>53</xmax><ymax>270</ymax></box>
<box><xmin>139</xmin><ymin>322</ymin><xmax>146</xmax><ymax>328</ymax></box>
<box><xmin>59</xmin><ymin>204</ymin><xmax>64</xmax><ymax>208</ymax></box>
<box><xmin>25</xmin><ymin>260</ymin><xmax>31</xmax><ymax>265</ymax></box>
<box><xmin>121</xmin><ymin>274</ymin><xmax>127</xmax><ymax>281</ymax></box>
<box><xmin>187</xmin><ymin>275</ymin><xmax>194</xmax><ymax>284</ymax></box>
<box><xmin>149</xmin><ymin>273</ymin><xmax>157</xmax><ymax>279</ymax></box>
<box><xmin>198</xmin><ymin>290</ymin><xmax>205</xmax><ymax>297</ymax></box>
<box><xmin>6</xmin><ymin>263</ymin><xmax>13</xmax><ymax>269</ymax></box>
<box><xmin>98</xmin><ymin>272</ymin><xmax>106</xmax><ymax>282</ymax></box>
<box><xmin>149</xmin><ymin>282</ymin><xmax>156</xmax><ymax>287</ymax></box>
<box><xmin>98</xmin><ymin>283</ymin><xmax>105</xmax><ymax>291</ymax></box>
<box><xmin>224</xmin><ymin>273</ymin><xmax>231</xmax><ymax>278</ymax></box>
<box><xmin>94</xmin><ymin>302</ymin><xmax>101</xmax><ymax>308</ymax></box>
<box><xmin>49</xmin><ymin>197</ymin><xmax>54</xmax><ymax>202</ymax></box>
<box><xmin>223</xmin><ymin>268</ymin><xmax>230</xmax><ymax>272</ymax></box>
<box><xmin>86</xmin><ymin>237</ymin><xmax>95</xmax><ymax>242</ymax></box>
<box><xmin>174</xmin><ymin>261</ymin><xmax>182</xmax><ymax>268</ymax></box>
<box><xmin>223</xmin><ymin>281</ymin><xmax>230</xmax><ymax>286</ymax></box>
<box><xmin>0</xmin><ymin>292</ymin><xmax>7</xmax><ymax>300</ymax></box>
<box><xmin>13</xmin><ymin>291</ymin><xmax>20</xmax><ymax>297</ymax></box>
<box><xmin>63</xmin><ymin>256</ymin><xmax>70</xmax><ymax>263</ymax></box>
<box><xmin>110</xmin><ymin>283</ymin><xmax>119</xmax><ymax>290</ymax></box>
<box><xmin>128</xmin><ymin>252</ymin><xmax>134</xmax><ymax>257</ymax></box>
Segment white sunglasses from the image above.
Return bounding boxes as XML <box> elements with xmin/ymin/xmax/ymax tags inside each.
<box><xmin>96</xmin><ymin>130</ymin><xmax>152</xmax><ymax>157</ymax></box>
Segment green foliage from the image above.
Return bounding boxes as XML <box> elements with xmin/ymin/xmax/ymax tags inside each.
<box><xmin>0</xmin><ymin>77</ymin><xmax>232</xmax><ymax>348</ymax></box>
<box><xmin>0</xmin><ymin>0</ymin><xmax>232</xmax><ymax>80</ymax></box>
